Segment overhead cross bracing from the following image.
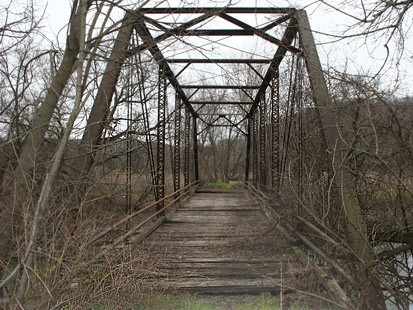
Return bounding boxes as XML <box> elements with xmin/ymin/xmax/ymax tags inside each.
<box><xmin>119</xmin><ymin>6</ymin><xmax>318</xmax><ymax>199</ymax></box>
<box><xmin>105</xmin><ymin>6</ymin><xmax>339</xmax><ymax>230</ymax></box>
<box><xmin>128</xmin><ymin>6</ymin><xmax>301</xmax><ymax>133</ymax></box>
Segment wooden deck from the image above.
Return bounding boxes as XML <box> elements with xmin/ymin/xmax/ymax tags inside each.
<box><xmin>139</xmin><ymin>189</ymin><xmax>301</xmax><ymax>294</ymax></box>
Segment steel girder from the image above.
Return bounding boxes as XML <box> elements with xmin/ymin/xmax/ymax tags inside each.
<box><xmin>245</xmin><ymin>117</ymin><xmax>252</xmax><ymax>183</ymax></box>
<box><xmin>156</xmin><ymin>66</ymin><xmax>166</xmax><ymax>211</ymax></box>
<box><xmin>252</xmin><ymin>111</ymin><xmax>259</xmax><ymax>187</ymax></box>
<box><xmin>184</xmin><ymin>107</ymin><xmax>191</xmax><ymax>187</ymax></box>
<box><xmin>173</xmin><ymin>93</ymin><xmax>182</xmax><ymax>198</ymax></box>
<box><xmin>271</xmin><ymin>70</ymin><xmax>280</xmax><ymax>191</ymax></box>
<box><xmin>259</xmin><ymin>95</ymin><xmax>267</xmax><ymax>187</ymax></box>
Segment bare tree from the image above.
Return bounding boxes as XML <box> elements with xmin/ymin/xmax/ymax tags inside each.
<box><xmin>0</xmin><ymin>0</ymin><xmax>92</xmax><ymax>298</ymax></box>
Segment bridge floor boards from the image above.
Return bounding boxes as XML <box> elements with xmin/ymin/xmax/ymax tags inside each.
<box><xmin>138</xmin><ymin>190</ymin><xmax>301</xmax><ymax>295</ymax></box>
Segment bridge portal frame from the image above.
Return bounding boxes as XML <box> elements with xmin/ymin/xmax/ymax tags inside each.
<box><xmin>77</xmin><ymin>7</ymin><xmax>384</xmax><ymax>308</ymax></box>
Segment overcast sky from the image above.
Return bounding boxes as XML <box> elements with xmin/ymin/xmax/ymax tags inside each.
<box><xmin>3</xmin><ymin>0</ymin><xmax>413</xmax><ymax>96</ymax></box>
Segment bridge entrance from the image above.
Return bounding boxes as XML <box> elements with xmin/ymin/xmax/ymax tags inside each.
<box><xmin>109</xmin><ymin>7</ymin><xmax>333</xmax><ymax>200</ymax></box>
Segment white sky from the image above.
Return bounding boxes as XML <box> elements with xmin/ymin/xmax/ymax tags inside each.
<box><xmin>2</xmin><ymin>0</ymin><xmax>413</xmax><ymax>96</ymax></box>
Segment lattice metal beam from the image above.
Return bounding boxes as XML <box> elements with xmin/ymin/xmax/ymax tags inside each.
<box><xmin>252</xmin><ymin>111</ymin><xmax>258</xmax><ymax>186</ymax></box>
<box><xmin>156</xmin><ymin>66</ymin><xmax>166</xmax><ymax>211</ymax></box>
<box><xmin>193</xmin><ymin>117</ymin><xmax>200</xmax><ymax>184</ymax></box>
<box><xmin>271</xmin><ymin>70</ymin><xmax>280</xmax><ymax>190</ymax></box>
<box><xmin>134</xmin><ymin>19</ymin><xmax>198</xmax><ymax>117</ymax></box>
<box><xmin>259</xmin><ymin>95</ymin><xmax>267</xmax><ymax>187</ymax></box>
<box><xmin>248</xmin><ymin>18</ymin><xmax>298</xmax><ymax>118</ymax></box>
<box><xmin>245</xmin><ymin>117</ymin><xmax>252</xmax><ymax>183</ymax></box>
<box><xmin>173</xmin><ymin>93</ymin><xmax>182</xmax><ymax>198</ymax></box>
<box><xmin>184</xmin><ymin>107</ymin><xmax>191</xmax><ymax>187</ymax></box>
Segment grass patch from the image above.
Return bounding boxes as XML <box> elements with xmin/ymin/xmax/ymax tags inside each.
<box><xmin>203</xmin><ymin>180</ymin><xmax>243</xmax><ymax>190</ymax></box>
<box><xmin>134</xmin><ymin>294</ymin><xmax>219</xmax><ymax>310</ymax></box>
<box><xmin>133</xmin><ymin>293</ymin><xmax>282</xmax><ymax>310</ymax></box>
<box><xmin>236</xmin><ymin>296</ymin><xmax>280</xmax><ymax>310</ymax></box>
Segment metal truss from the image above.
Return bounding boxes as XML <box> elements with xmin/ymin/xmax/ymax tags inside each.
<box><xmin>259</xmin><ymin>95</ymin><xmax>267</xmax><ymax>187</ymax></box>
<box><xmin>184</xmin><ymin>107</ymin><xmax>191</xmax><ymax>187</ymax></box>
<box><xmin>245</xmin><ymin>117</ymin><xmax>252</xmax><ymax>183</ymax></box>
<box><xmin>193</xmin><ymin>117</ymin><xmax>199</xmax><ymax>184</ymax></box>
<box><xmin>131</xmin><ymin>7</ymin><xmax>301</xmax><ymax>129</ymax></box>
<box><xmin>173</xmin><ymin>93</ymin><xmax>182</xmax><ymax>198</ymax></box>
<box><xmin>252</xmin><ymin>111</ymin><xmax>259</xmax><ymax>187</ymax></box>
<box><xmin>119</xmin><ymin>7</ymin><xmax>322</xmax><ymax>189</ymax></box>
<box><xmin>271</xmin><ymin>70</ymin><xmax>280</xmax><ymax>191</ymax></box>
<box><xmin>156</xmin><ymin>66</ymin><xmax>166</xmax><ymax>211</ymax></box>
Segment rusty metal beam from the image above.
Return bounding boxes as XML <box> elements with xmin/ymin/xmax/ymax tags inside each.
<box><xmin>247</xmin><ymin>63</ymin><xmax>265</xmax><ymax>80</ymax></box>
<box><xmin>260</xmin><ymin>14</ymin><xmax>293</xmax><ymax>31</ymax></box>
<box><xmin>138</xmin><ymin>7</ymin><xmax>296</xmax><ymax>14</ymax></box>
<box><xmin>219</xmin><ymin>13</ymin><xmax>301</xmax><ymax>54</ymax></box>
<box><xmin>166</xmin><ymin>59</ymin><xmax>272</xmax><ymax>64</ymax></box>
<box><xmin>259</xmin><ymin>95</ymin><xmax>267</xmax><ymax>187</ymax></box>
<box><xmin>127</xmin><ymin>10</ymin><xmax>222</xmax><ymax>57</ymax></box>
<box><xmin>247</xmin><ymin>17</ymin><xmax>298</xmax><ymax>118</ymax></box>
<box><xmin>173</xmin><ymin>93</ymin><xmax>182</xmax><ymax>198</ymax></box>
<box><xmin>245</xmin><ymin>117</ymin><xmax>252</xmax><ymax>183</ymax></box>
<box><xmin>184</xmin><ymin>107</ymin><xmax>191</xmax><ymax>187</ymax></box>
<box><xmin>156</xmin><ymin>66</ymin><xmax>166</xmax><ymax>212</ymax></box>
<box><xmin>193</xmin><ymin>117</ymin><xmax>199</xmax><ymax>184</ymax></box>
<box><xmin>190</xmin><ymin>101</ymin><xmax>252</xmax><ymax>105</ymax></box>
<box><xmin>179</xmin><ymin>29</ymin><xmax>256</xmax><ymax>36</ymax></box>
<box><xmin>271</xmin><ymin>70</ymin><xmax>280</xmax><ymax>190</ymax></box>
<box><xmin>134</xmin><ymin>20</ymin><xmax>198</xmax><ymax>117</ymax></box>
<box><xmin>182</xmin><ymin>85</ymin><xmax>260</xmax><ymax>89</ymax></box>
<box><xmin>252</xmin><ymin>112</ymin><xmax>258</xmax><ymax>186</ymax></box>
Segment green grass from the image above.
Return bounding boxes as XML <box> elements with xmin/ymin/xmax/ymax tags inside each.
<box><xmin>133</xmin><ymin>294</ymin><xmax>219</xmax><ymax>310</ymax></box>
<box><xmin>203</xmin><ymin>180</ymin><xmax>243</xmax><ymax>190</ymax></box>
<box><xmin>132</xmin><ymin>294</ymin><xmax>281</xmax><ymax>310</ymax></box>
<box><xmin>235</xmin><ymin>296</ymin><xmax>280</xmax><ymax>310</ymax></box>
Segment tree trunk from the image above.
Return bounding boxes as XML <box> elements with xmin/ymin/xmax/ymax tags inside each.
<box><xmin>16</xmin><ymin>0</ymin><xmax>88</xmax><ymax>301</ymax></box>
<box><xmin>0</xmin><ymin>0</ymin><xmax>89</xmax><ymax>293</ymax></box>
<box><xmin>76</xmin><ymin>12</ymin><xmax>133</xmax><ymax>179</ymax></box>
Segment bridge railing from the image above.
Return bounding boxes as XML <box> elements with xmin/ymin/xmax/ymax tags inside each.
<box><xmin>87</xmin><ymin>181</ymin><xmax>198</xmax><ymax>252</ymax></box>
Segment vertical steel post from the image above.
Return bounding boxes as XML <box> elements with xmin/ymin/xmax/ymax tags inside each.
<box><xmin>271</xmin><ymin>69</ymin><xmax>280</xmax><ymax>191</ymax></box>
<box><xmin>193</xmin><ymin>116</ymin><xmax>199</xmax><ymax>184</ymax></box>
<box><xmin>296</xmin><ymin>10</ymin><xmax>385</xmax><ymax>308</ymax></box>
<box><xmin>259</xmin><ymin>94</ymin><xmax>267</xmax><ymax>187</ymax></box>
<box><xmin>173</xmin><ymin>93</ymin><xmax>182</xmax><ymax>198</ymax></box>
<box><xmin>252</xmin><ymin>111</ymin><xmax>258</xmax><ymax>187</ymax></box>
<box><xmin>244</xmin><ymin>117</ymin><xmax>252</xmax><ymax>184</ymax></box>
<box><xmin>156</xmin><ymin>65</ymin><xmax>166</xmax><ymax>211</ymax></box>
<box><xmin>184</xmin><ymin>107</ymin><xmax>191</xmax><ymax>187</ymax></box>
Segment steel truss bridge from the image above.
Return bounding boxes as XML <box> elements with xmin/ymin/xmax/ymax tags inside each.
<box><xmin>87</xmin><ymin>6</ymin><xmax>373</xmax><ymax>307</ymax></box>
<box><xmin>100</xmin><ymin>7</ymin><xmax>339</xmax><ymax>200</ymax></box>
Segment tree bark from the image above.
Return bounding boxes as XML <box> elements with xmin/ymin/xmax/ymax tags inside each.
<box><xmin>0</xmin><ymin>0</ymin><xmax>90</xmax><ymax>293</ymax></box>
<box><xmin>76</xmin><ymin>12</ymin><xmax>134</xmax><ymax>177</ymax></box>
<box><xmin>16</xmin><ymin>0</ymin><xmax>88</xmax><ymax>301</ymax></box>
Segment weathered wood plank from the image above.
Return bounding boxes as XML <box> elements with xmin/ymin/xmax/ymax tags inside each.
<box><xmin>138</xmin><ymin>190</ymin><xmax>298</xmax><ymax>294</ymax></box>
